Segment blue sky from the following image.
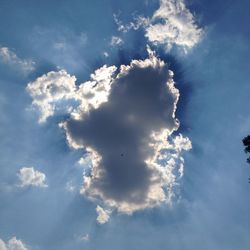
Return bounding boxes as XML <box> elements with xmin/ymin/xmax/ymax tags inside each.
<box><xmin>0</xmin><ymin>0</ymin><xmax>250</xmax><ymax>250</ymax></box>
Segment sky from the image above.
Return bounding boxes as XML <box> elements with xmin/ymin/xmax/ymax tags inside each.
<box><xmin>0</xmin><ymin>0</ymin><xmax>250</xmax><ymax>249</ymax></box>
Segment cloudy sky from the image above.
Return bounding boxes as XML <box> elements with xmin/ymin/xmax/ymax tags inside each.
<box><xmin>0</xmin><ymin>0</ymin><xmax>250</xmax><ymax>249</ymax></box>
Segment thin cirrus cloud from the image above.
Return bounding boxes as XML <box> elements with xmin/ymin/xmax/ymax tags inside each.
<box><xmin>17</xmin><ymin>167</ymin><xmax>48</xmax><ymax>188</ymax></box>
<box><xmin>114</xmin><ymin>0</ymin><xmax>203</xmax><ymax>53</ymax></box>
<box><xmin>78</xmin><ymin>234</ymin><xmax>89</xmax><ymax>242</ymax></box>
<box><xmin>0</xmin><ymin>46</ymin><xmax>35</xmax><ymax>73</ymax></box>
<box><xmin>26</xmin><ymin>47</ymin><xmax>191</xmax><ymax>218</ymax></box>
<box><xmin>0</xmin><ymin>237</ymin><xmax>28</xmax><ymax>250</ymax></box>
<box><xmin>29</xmin><ymin>28</ymin><xmax>88</xmax><ymax>72</ymax></box>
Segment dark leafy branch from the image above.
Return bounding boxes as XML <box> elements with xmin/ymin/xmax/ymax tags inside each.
<box><xmin>243</xmin><ymin>135</ymin><xmax>250</xmax><ymax>164</ymax></box>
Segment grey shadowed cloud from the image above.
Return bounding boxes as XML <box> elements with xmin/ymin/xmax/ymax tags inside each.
<box><xmin>27</xmin><ymin>47</ymin><xmax>191</xmax><ymax>219</ymax></box>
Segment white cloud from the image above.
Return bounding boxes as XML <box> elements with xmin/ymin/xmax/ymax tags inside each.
<box><xmin>0</xmin><ymin>47</ymin><xmax>35</xmax><ymax>73</ymax></box>
<box><xmin>26</xmin><ymin>70</ymin><xmax>77</xmax><ymax>123</ymax></box>
<box><xmin>96</xmin><ymin>205</ymin><xmax>111</xmax><ymax>224</ymax></box>
<box><xmin>77</xmin><ymin>154</ymin><xmax>93</xmax><ymax>172</ymax></box>
<box><xmin>27</xmin><ymin>65</ymin><xmax>117</xmax><ymax>123</ymax></box>
<box><xmin>7</xmin><ymin>237</ymin><xmax>28</xmax><ymax>250</ymax></box>
<box><xmin>110</xmin><ymin>36</ymin><xmax>123</xmax><ymax>46</ymax></box>
<box><xmin>73</xmin><ymin>65</ymin><xmax>117</xmax><ymax>120</ymax></box>
<box><xmin>0</xmin><ymin>239</ymin><xmax>7</xmax><ymax>250</ymax></box>
<box><xmin>17</xmin><ymin>167</ymin><xmax>47</xmax><ymax>188</ymax></box>
<box><xmin>0</xmin><ymin>237</ymin><xmax>28</xmax><ymax>250</ymax></box>
<box><xmin>145</xmin><ymin>0</ymin><xmax>203</xmax><ymax>52</ymax></box>
<box><xmin>114</xmin><ymin>0</ymin><xmax>203</xmax><ymax>53</ymax></box>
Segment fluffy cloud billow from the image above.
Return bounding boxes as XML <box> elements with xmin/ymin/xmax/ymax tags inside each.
<box><xmin>17</xmin><ymin>167</ymin><xmax>47</xmax><ymax>188</ymax></box>
<box><xmin>26</xmin><ymin>66</ymin><xmax>117</xmax><ymax>123</ymax></box>
<box><xmin>26</xmin><ymin>70</ymin><xmax>77</xmax><ymax>123</ymax></box>
<box><xmin>0</xmin><ymin>237</ymin><xmax>28</xmax><ymax>250</ymax></box>
<box><xmin>145</xmin><ymin>0</ymin><xmax>203</xmax><ymax>52</ymax></box>
<box><xmin>27</xmin><ymin>48</ymin><xmax>191</xmax><ymax>217</ymax></box>
<box><xmin>114</xmin><ymin>0</ymin><xmax>203</xmax><ymax>53</ymax></box>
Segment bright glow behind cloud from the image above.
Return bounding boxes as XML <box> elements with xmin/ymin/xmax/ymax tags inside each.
<box><xmin>27</xmin><ymin>48</ymin><xmax>191</xmax><ymax>217</ymax></box>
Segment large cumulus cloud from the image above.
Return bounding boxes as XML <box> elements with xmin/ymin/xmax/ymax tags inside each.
<box><xmin>27</xmin><ymin>48</ymin><xmax>191</xmax><ymax>216</ymax></box>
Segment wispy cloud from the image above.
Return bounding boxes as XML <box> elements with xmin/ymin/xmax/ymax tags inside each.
<box><xmin>110</xmin><ymin>36</ymin><xmax>123</xmax><ymax>46</ymax></box>
<box><xmin>0</xmin><ymin>47</ymin><xmax>35</xmax><ymax>73</ymax></box>
<box><xmin>30</xmin><ymin>28</ymin><xmax>88</xmax><ymax>71</ymax></box>
<box><xmin>78</xmin><ymin>233</ymin><xmax>90</xmax><ymax>242</ymax></box>
<box><xmin>114</xmin><ymin>14</ymin><xmax>149</xmax><ymax>33</ymax></box>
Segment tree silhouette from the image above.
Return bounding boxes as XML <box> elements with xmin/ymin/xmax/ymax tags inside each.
<box><xmin>243</xmin><ymin>135</ymin><xmax>250</xmax><ymax>164</ymax></box>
